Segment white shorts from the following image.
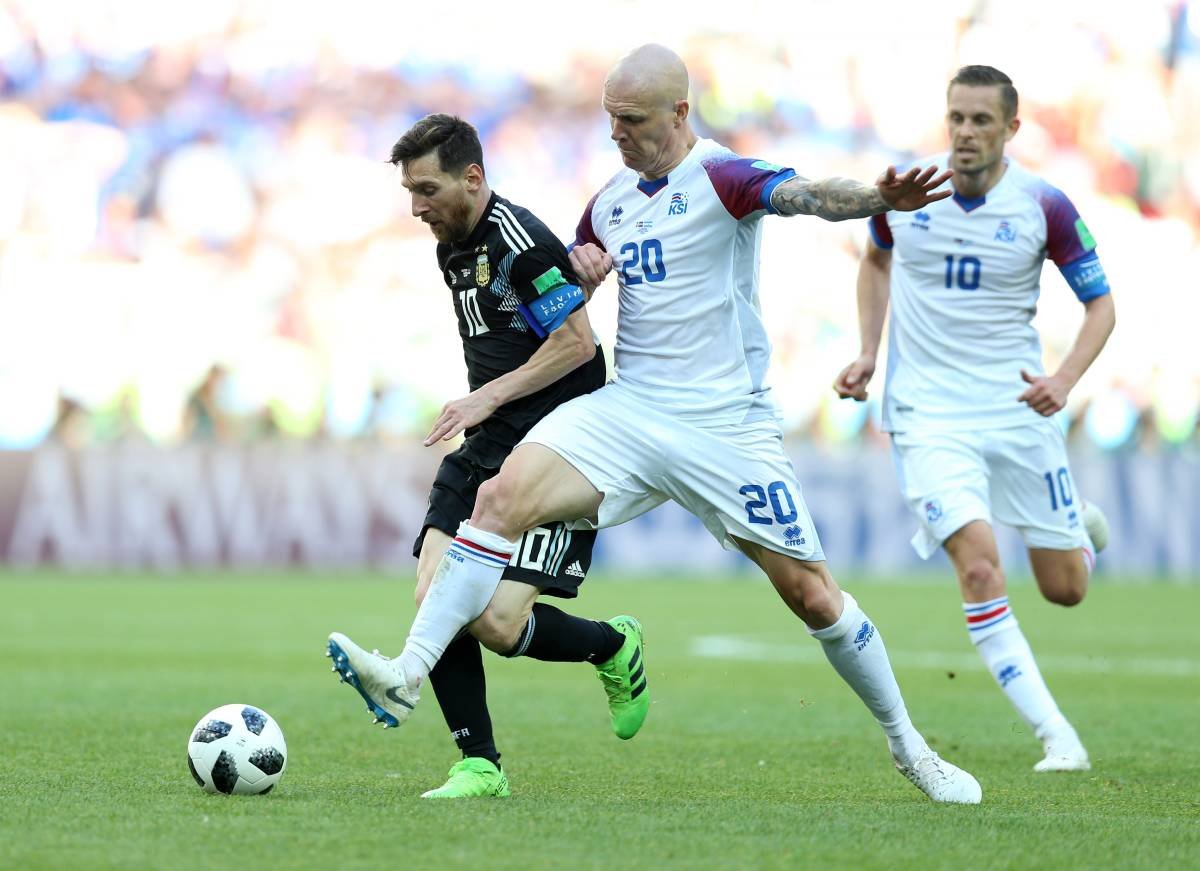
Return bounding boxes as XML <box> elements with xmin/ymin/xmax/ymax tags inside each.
<box><xmin>890</xmin><ymin>420</ymin><xmax>1090</xmax><ymax>559</ymax></box>
<box><xmin>520</xmin><ymin>382</ymin><xmax>825</xmax><ymax>561</ymax></box>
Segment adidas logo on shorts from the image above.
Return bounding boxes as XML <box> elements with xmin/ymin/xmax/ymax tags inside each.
<box><xmin>564</xmin><ymin>561</ymin><xmax>586</xmax><ymax>579</ymax></box>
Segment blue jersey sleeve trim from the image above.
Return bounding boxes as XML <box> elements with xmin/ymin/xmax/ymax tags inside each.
<box><xmin>1058</xmin><ymin>251</ymin><xmax>1110</xmax><ymax>302</ymax></box>
<box><xmin>520</xmin><ymin>284</ymin><xmax>585</xmax><ymax>335</ymax></box>
<box><xmin>867</xmin><ymin>216</ymin><xmax>893</xmax><ymax>249</ymax></box>
<box><xmin>760</xmin><ymin>169</ymin><xmax>797</xmax><ymax>214</ymax></box>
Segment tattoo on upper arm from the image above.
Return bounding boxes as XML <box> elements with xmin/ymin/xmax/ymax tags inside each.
<box><xmin>770</xmin><ymin>176</ymin><xmax>888</xmax><ymax>221</ymax></box>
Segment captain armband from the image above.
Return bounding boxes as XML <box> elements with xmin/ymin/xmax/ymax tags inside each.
<box><xmin>1059</xmin><ymin>251</ymin><xmax>1110</xmax><ymax>302</ymax></box>
<box><xmin>518</xmin><ymin>265</ymin><xmax>586</xmax><ymax>337</ymax></box>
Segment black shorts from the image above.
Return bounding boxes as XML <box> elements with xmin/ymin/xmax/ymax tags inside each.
<box><xmin>412</xmin><ymin>446</ymin><xmax>596</xmax><ymax>598</ymax></box>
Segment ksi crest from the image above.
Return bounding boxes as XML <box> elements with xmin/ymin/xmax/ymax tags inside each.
<box><xmin>475</xmin><ymin>245</ymin><xmax>490</xmax><ymax>287</ymax></box>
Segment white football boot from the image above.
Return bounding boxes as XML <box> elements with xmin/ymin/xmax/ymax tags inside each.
<box><xmin>1034</xmin><ymin>716</ymin><xmax>1091</xmax><ymax>772</ymax></box>
<box><xmin>895</xmin><ymin>749</ymin><xmax>983</xmax><ymax>804</ymax></box>
<box><xmin>327</xmin><ymin>632</ymin><xmax>419</xmax><ymax>728</ymax></box>
<box><xmin>1082</xmin><ymin>501</ymin><xmax>1110</xmax><ymax>553</ymax></box>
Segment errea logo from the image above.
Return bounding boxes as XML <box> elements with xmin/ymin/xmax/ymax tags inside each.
<box><xmin>854</xmin><ymin>621</ymin><xmax>875</xmax><ymax>651</ymax></box>
<box><xmin>997</xmin><ymin>664</ymin><xmax>1022</xmax><ymax>687</ymax></box>
<box><xmin>783</xmin><ymin>525</ymin><xmax>806</xmax><ymax>547</ymax></box>
<box><xmin>608</xmin><ymin>206</ymin><xmax>624</xmax><ymax>227</ymax></box>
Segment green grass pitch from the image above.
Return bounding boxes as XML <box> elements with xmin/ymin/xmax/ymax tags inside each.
<box><xmin>2</xmin><ymin>572</ymin><xmax>1197</xmax><ymax>870</ymax></box>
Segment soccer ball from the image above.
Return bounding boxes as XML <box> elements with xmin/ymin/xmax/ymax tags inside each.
<box><xmin>186</xmin><ymin>704</ymin><xmax>287</xmax><ymax>795</ymax></box>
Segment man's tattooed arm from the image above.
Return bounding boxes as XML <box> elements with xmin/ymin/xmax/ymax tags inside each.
<box><xmin>769</xmin><ymin>176</ymin><xmax>887</xmax><ymax>221</ymax></box>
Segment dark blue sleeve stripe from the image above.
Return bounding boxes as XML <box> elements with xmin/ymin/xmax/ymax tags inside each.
<box><xmin>1059</xmin><ymin>251</ymin><xmax>1110</xmax><ymax>302</ymax></box>
<box><xmin>760</xmin><ymin>169</ymin><xmax>797</xmax><ymax>214</ymax></box>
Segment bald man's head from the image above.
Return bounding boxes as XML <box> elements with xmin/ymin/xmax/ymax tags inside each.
<box><xmin>602</xmin><ymin>44</ymin><xmax>697</xmax><ymax>179</ymax></box>
<box><xmin>605</xmin><ymin>43</ymin><xmax>689</xmax><ymax>109</ymax></box>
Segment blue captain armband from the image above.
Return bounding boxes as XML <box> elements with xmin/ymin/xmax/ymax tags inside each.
<box><xmin>1059</xmin><ymin>251</ymin><xmax>1110</xmax><ymax>302</ymax></box>
<box><xmin>518</xmin><ymin>283</ymin><xmax>585</xmax><ymax>338</ymax></box>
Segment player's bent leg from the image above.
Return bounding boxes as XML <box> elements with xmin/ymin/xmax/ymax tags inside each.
<box><xmin>1025</xmin><ymin>546</ymin><xmax>1091</xmax><ymax>771</ymax></box>
<box><xmin>473</xmin><ymin>580</ymin><xmax>647</xmax><ymax>739</ymax></box>
<box><xmin>389</xmin><ymin>445</ymin><xmax>601</xmax><ymax>690</ymax></box>
<box><xmin>394</xmin><ymin>521</ymin><xmax>522</xmax><ymax>694</ymax></box>
<box><xmin>472</xmin><ymin>442</ymin><xmax>604</xmax><ymax>539</ymax></box>
<box><xmin>735</xmin><ymin>537</ymin><xmax>981</xmax><ymax>804</ymax></box>
<box><xmin>470</xmin><ymin>580</ymin><xmax>541</xmax><ymax>653</ymax></box>
<box><xmin>1028</xmin><ymin>548</ymin><xmax>1088</xmax><ymax>607</ymax></box>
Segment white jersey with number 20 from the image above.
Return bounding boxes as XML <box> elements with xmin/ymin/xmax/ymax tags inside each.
<box><xmin>576</xmin><ymin>138</ymin><xmax>796</xmax><ymax>426</ymax></box>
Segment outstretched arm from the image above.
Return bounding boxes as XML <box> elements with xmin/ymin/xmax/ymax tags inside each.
<box><xmin>771</xmin><ymin>165</ymin><xmax>953</xmax><ymax>221</ymax></box>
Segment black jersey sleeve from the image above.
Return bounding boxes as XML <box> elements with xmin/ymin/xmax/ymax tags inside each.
<box><xmin>509</xmin><ymin>243</ymin><xmax>587</xmax><ymax>338</ymax></box>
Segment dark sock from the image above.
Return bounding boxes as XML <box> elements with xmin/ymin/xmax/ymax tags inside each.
<box><xmin>505</xmin><ymin>602</ymin><xmax>624</xmax><ymax>663</ymax></box>
<box><xmin>427</xmin><ymin>632</ymin><xmax>500</xmax><ymax>767</ymax></box>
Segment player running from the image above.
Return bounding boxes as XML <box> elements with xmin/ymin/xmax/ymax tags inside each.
<box><xmin>331</xmin><ymin>46</ymin><xmax>983</xmax><ymax>804</ymax></box>
<box><xmin>328</xmin><ymin>114</ymin><xmax>648</xmax><ymax>798</ymax></box>
<box><xmin>834</xmin><ymin>65</ymin><xmax>1115</xmax><ymax>772</ymax></box>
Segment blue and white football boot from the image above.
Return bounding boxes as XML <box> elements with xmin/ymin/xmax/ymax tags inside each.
<box><xmin>326</xmin><ymin>632</ymin><xmax>419</xmax><ymax>729</ymax></box>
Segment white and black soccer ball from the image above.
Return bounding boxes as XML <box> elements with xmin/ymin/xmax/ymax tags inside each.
<box><xmin>186</xmin><ymin>704</ymin><xmax>287</xmax><ymax>795</ymax></box>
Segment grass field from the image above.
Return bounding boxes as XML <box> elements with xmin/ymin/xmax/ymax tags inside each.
<box><xmin>2</xmin><ymin>572</ymin><xmax>1198</xmax><ymax>870</ymax></box>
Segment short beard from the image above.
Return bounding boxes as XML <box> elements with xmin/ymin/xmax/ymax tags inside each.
<box><xmin>440</xmin><ymin>195</ymin><xmax>476</xmax><ymax>243</ymax></box>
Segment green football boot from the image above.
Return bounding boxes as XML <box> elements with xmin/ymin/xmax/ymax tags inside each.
<box><xmin>594</xmin><ymin>615</ymin><xmax>649</xmax><ymax>740</ymax></box>
<box><xmin>420</xmin><ymin>757</ymin><xmax>510</xmax><ymax>799</ymax></box>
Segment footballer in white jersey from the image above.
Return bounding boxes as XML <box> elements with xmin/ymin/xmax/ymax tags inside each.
<box><xmin>574</xmin><ymin>137</ymin><xmax>793</xmax><ymax>426</ymax></box>
<box><xmin>837</xmin><ymin>65</ymin><xmax>1116</xmax><ymax>775</ymax></box>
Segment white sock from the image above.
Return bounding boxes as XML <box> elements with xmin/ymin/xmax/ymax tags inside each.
<box><xmin>398</xmin><ymin>521</ymin><xmax>516</xmax><ymax>686</ymax></box>
<box><xmin>809</xmin><ymin>591</ymin><xmax>927</xmax><ymax>765</ymax></box>
<box><xmin>1081</xmin><ymin>546</ymin><xmax>1095</xmax><ymax>578</ymax></box>
<box><xmin>965</xmin><ymin>596</ymin><xmax>1062</xmax><ymax>737</ymax></box>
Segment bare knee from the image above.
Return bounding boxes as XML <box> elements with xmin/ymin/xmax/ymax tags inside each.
<box><xmin>960</xmin><ymin>558</ymin><xmax>1004</xmax><ymax>601</ymax></box>
<box><xmin>473</xmin><ymin>476</ymin><xmax>524</xmax><ymax>539</ymax></box>
<box><xmin>470</xmin><ymin>605</ymin><xmax>526</xmax><ymax>654</ymax></box>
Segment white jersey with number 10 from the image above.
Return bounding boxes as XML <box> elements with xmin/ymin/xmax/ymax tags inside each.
<box><xmin>870</xmin><ymin>155</ymin><xmax>1111</xmax><ymax>433</ymax></box>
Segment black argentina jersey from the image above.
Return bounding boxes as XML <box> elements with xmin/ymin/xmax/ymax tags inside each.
<box><xmin>436</xmin><ymin>192</ymin><xmax>605</xmax><ymax>467</ymax></box>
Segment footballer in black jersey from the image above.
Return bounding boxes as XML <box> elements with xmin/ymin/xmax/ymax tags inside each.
<box><xmin>432</xmin><ymin>190</ymin><xmax>606</xmax><ymax>472</ymax></box>
<box><xmin>324</xmin><ymin>114</ymin><xmax>637</xmax><ymax>796</ymax></box>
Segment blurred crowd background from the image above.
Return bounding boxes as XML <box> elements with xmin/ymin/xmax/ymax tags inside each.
<box><xmin>1</xmin><ymin>0</ymin><xmax>1197</xmax><ymax>453</ymax></box>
